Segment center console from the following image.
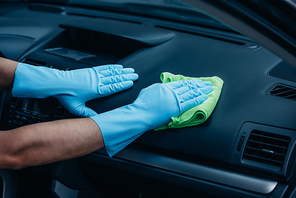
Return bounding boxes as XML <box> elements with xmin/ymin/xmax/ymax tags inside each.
<box><xmin>0</xmin><ymin>92</ymin><xmax>73</xmax><ymax>130</ymax></box>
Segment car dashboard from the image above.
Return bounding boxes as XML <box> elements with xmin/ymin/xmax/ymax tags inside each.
<box><xmin>1</xmin><ymin>2</ymin><xmax>296</xmax><ymax>198</ymax></box>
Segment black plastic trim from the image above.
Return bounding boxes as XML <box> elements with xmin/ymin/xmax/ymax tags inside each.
<box><xmin>0</xmin><ymin>170</ymin><xmax>17</xmax><ymax>198</ymax></box>
<box><xmin>59</xmin><ymin>18</ymin><xmax>175</xmax><ymax>46</ymax></box>
<box><xmin>90</xmin><ymin>148</ymin><xmax>277</xmax><ymax>194</ymax></box>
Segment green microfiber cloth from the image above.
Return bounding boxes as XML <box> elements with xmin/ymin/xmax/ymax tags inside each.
<box><xmin>155</xmin><ymin>72</ymin><xmax>223</xmax><ymax>131</ymax></box>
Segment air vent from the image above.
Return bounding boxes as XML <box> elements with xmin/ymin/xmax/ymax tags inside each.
<box><xmin>22</xmin><ymin>58</ymin><xmax>47</xmax><ymax>66</ymax></box>
<box><xmin>243</xmin><ymin>130</ymin><xmax>290</xmax><ymax>168</ymax></box>
<box><xmin>269</xmin><ymin>84</ymin><xmax>296</xmax><ymax>101</ymax></box>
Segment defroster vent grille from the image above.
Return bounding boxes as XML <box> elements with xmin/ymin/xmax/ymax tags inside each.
<box><xmin>243</xmin><ymin>130</ymin><xmax>290</xmax><ymax>168</ymax></box>
<box><xmin>269</xmin><ymin>84</ymin><xmax>296</xmax><ymax>101</ymax></box>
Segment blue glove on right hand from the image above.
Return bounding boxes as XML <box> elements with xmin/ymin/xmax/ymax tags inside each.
<box><xmin>91</xmin><ymin>79</ymin><xmax>213</xmax><ymax>157</ymax></box>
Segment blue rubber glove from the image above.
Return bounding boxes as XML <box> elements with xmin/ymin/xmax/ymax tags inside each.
<box><xmin>91</xmin><ymin>79</ymin><xmax>213</xmax><ymax>157</ymax></box>
<box><xmin>12</xmin><ymin>62</ymin><xmax>139</xmax><ymax>117</ymax></box>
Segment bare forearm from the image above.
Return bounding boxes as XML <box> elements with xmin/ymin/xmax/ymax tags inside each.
<box><xmin>0</xmin><ymin>57</ymin><xmax>18</xmax><ymax>91</ymax></box>
<box><xmin>0</xmin><ymin>118</ymin><xmax>104</xmax><ymax>169</ymax></box>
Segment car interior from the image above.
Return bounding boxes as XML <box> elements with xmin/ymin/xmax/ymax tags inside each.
<box><xmin>0</xmin><ymin>1</ymin><xmax>296</xmax><ymax>198</ymax></box>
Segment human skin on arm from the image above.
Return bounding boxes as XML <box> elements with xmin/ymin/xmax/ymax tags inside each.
<box><xmin>0</xmin><ymin>57</ymin><xmax>104</xmax><ymax>169</ymax></box>
<box><xmin>0</xmin><ymin>118</ymin><xmax>103</xmax><ymax>170</ymax></box>
<box><xmin>0</xmin><ymin>57</ymin><xmax>17</xmax><ymax>91</ymax></box>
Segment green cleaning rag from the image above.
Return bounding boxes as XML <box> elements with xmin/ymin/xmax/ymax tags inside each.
<box><xmin>155</xmin><ymin>72</ymin><xmax>223</xmax><ymax>131</ymax></box>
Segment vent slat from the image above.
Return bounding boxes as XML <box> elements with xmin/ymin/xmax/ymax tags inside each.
<box><xmin>286</xmin><ymin>94</ymin><xmax>296</xmax><ymax>100</ymax></box>
<box><xmin>269</xmin><ymin>84</ymin><xmax>296</xmax><ymax>101</ymax></box>
<box><xmin>243</xmin><ymin>130</ymin><xmax>290</xmax><ymax>168</ymax></box>
<box><xmin>245</xmin><ymin>146</ymin><xmax>285</xmax><ymax>157</ymax></box>
<box><xmin>274</xmin><ymin>90</ymin><xmax>293</xmax><ymax>96</ymax></box>
<box><xmin>250</xmin><ymin>133</ymin><xmax>290</xmax><ymax>143</ymax></box>
<box><xmin>248</xmin><ymin>139</ymin><xmax>289</xmax><ymax>150</ymax></box>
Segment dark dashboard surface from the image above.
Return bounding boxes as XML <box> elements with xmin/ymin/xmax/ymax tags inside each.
<box><xmin>1</xmin><ymin>2</ymin><xmax>296</xmax><ymax>198</ymax></box>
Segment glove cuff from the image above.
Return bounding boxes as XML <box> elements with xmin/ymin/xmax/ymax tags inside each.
<box><xmin>91</xmin><ymin>105</ymin><xmax>149</xmax><ymax>157</ymax></box>
<box><xmin>12</xmin><ymin>62</ymin><xmax>62</xmax><ymax>98</ymax></box>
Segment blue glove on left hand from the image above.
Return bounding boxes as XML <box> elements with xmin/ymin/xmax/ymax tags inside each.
<box><xmin>12</xmin><ymin>63</ymin><xmax>139</xmax><ymax>117</ymax></box>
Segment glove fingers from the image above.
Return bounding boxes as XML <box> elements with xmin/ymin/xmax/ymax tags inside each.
<box><xmin>180</xmin><ymin>94</ymin><xmax>208</xmax><ymax>113</ymax></box>
<box><xmin>166</xmin><ymin>79</ymin><xmax>206</xmax><ymax>90</ymax></box>
<box><xmin>175</xmin><ymin>85</ymin><xmax>200</xmax><ymax>95</ymax></box>
<box><xmin>178</xmin><ymin>85</ymin><xmax>213</xmax><ymax>102</ymax></box>
<box><xmin>184</xmin><ymin>79</ymin><xmax>211</xmax><ymax>88</ymax></box>
<box><xmin>204</xmin><ymin>81</ymin><xmax>212</xmax><ymax>86</ymax></box>
<box><xmin>174</xmin><ymin>86</ymin><xmax>190</xmax><ymax>95</ymax></box>
<box><xmin>101</xmin><ymin>73</ymin><xmax>139</xmax><ymax>85</ymax></box>
<box><xmin>178</xmin><ymin>89</ymin><xmax>202</xmax><ymax>102</ymax></box>
<box><xmin>98</xmin><ymin>68</ymin><xmax>136</xmax><ymax>77</ymax></box>
<box><xmin>199</xmin><ymin>86</ymin><xmax>213</xmax><ymax>95</ymax></box>
<box><xmin>174</xmin><ymin>80</ymin><xmax>212</xmax><ymax>95</ymax></box>
<box><xmin>99</xmin><ymin>81</ymin><xmax>134</xmax><ymax>96</ymax></box>
<box><xmin>119</xmin><ymin>68</ymin><xmax>136</xmax><ymax>74</ymax></box>
<box><xmin>93</xmin><ymin>64</ymin><xmax>123</xmax><ymax>71</ymax></box>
